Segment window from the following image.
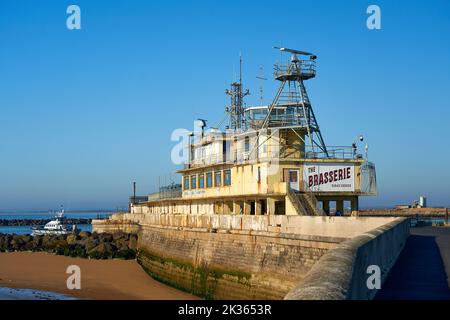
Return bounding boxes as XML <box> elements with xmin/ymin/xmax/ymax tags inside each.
<box><xmin>184</xmin><ymin>176</ymin><xmax>190</xmax><ymax>190</ymax></box>
<box><xmin>206</xmin><ymin>172</ymin><xmax>213</xmax><ymax>188</ymax></box>
<box><xmin>224</xmin><ymin>169</ymin><xmax>231</xmax><ymax>186</ymax></box>
<box><xmin>191</xmin><ymin>175</ymin><xmax>197</xmax><ymax>189</ymax></box>
<box><xmin>199</xmin><ymin>173</ymin><xmax>205</xmax><ymax>188</ymax></box>
<box><xmin>289</xmin><ymin>170</ymin><xmax>298</xmax><ymax>182</ymax></box>
<box><xmin>257</xmin><ymin>167</ymin><xmax>261</xmax><ymax>183</ymax></box>
<box><xmin>244</xmin><ymin>136</ymin><xmax>250</xmax><ymax>152</ymax></box>
<box><xmin>215</xmin><ymin>171</ymin><xmax>222</xmax><ymax>187</ymax></box>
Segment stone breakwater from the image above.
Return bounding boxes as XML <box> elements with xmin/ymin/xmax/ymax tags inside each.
<box><xmin>357</xmin><ymin>207</ymin><xmax>449</xmax><ymax>218</ymax></box>
<box><xmin>0</xmin><ymin>231</ymin><xmax>137</xmax><ymax>260</ymax></box>
<box><xmin>0</xmin><ymin>218</ymin><xmax>91</xmax><ymax>226</ymax></box>
<box><xmin>93</xmin><ymin>214</ymin><xmax>407</xmax><ymax>300</ymax></box>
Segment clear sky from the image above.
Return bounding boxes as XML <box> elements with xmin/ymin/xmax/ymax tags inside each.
<box><xmin>1</xmin><ymin>0</ymin><xmax>449</xmax><ymax>211</ymax></box>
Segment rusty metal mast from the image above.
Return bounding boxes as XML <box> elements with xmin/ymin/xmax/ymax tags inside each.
<box><xmin>225</xmin><ymin>54</ymin><xmax>250</xmax><ymax>130</ymax></box>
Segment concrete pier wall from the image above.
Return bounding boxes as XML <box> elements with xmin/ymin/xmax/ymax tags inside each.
<box><xmin>94</xmin><ymin>213</ymin><xmax>398</xmax><ymax>239</ymax></box>
<box><xmin>92</xmin><ymin>214</ymin><xmax>408</xmax><ymax>300</ymax></box>
<box><xmin>359</xmin><ymin>207</ymin><xmax>448</xmax><ymax>217</ymax></box>
<box><xmin>136</xmin><ymin>224</ymin><xmax>335</xmax><ymax>299</ymax></box>
<box><xmin>285</xmin><ymin>218</ymin><xmax>410</xmax><ymax>300</ymax></box>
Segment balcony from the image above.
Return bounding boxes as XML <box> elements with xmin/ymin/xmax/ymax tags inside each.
<box><xmin>274</xmin><ymin>60</ymin><xmax>316</xmax><ymax>81</ymax></box>
<box><xmin>184</xmin><ymin>145</ymin><xmax>360</xmax><ymax>169</ymax></box>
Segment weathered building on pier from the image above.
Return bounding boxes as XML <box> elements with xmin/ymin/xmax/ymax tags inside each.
<box><xmin>132</xmin><ymin>47</ymin><xmax>377</xmax><ymax>216</ymax></box>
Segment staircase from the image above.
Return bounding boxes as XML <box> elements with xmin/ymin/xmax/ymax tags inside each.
<box><xmin>286</xmin><ymin>187</ymin><xmax>309</xmax><ymax>215</ymax></box>
<box><xmin>286</xmin><ymin>186</ymin><xmax>324</xmax><ymax>216</ymax></box>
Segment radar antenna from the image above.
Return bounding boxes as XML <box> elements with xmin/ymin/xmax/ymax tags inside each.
<box><xmin>258</xmin><ymin>46</ymin><xmax>328</xmax><ymax>157</ymax></box>
<box><xmin>256</xmin><ymin>65</ymin><xmax>267</xmax><ymax>106</ymax></box>
<box><xmin>225</xmin><ymin>53</ymin><xmax>250</xmax><ymax>130</ymax></box>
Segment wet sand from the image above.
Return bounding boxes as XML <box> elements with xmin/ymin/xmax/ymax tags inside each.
<box><xmin>0</xmin><ymin>252</ymin><xmax>197</xmax><ymax>300</ymax></box>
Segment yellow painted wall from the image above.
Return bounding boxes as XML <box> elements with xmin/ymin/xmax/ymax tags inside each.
<box><xmin>181</xmin><ymin>158</ymin><xmax>364</xmax><ymax>200</ymax></box>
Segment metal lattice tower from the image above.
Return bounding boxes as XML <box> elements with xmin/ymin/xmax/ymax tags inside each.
<box><xmin>225</xmin><ymin>55</ymin><xmax>249</xmax><ymax>130</ymax></box>
<box><xmin>260</xmin><ymin>47</ymin><xmax>329</xmax><ymax>157</ymax></box>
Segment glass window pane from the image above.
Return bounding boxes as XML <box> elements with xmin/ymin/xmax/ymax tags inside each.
<box><xmin>224</xmin><ymin>169</ymin><xmax>231</xmax><ymax>186</ymax></box>
<box><xmin>184</xmin><ymin>176</ymin><xmax>189</xmax><ymax>190</ymax></box>
<box><xmin>244</xmin><ymin>136</ymin><xmax>250</xmax><ymax>152</ymax></box>
<box><xmin>199</xmin><ymin>174</ymin><xmax>205</xmax><ymax>188</ymax></box>
<box><xmin>206</xmin><ymin>172</ymin><xmax>212</xmax><ymax>188</ymax></box>
<box><xmin>215</xmin><ymin>171</ymin><xmax>222</xmax><ymax>187</ymax></box>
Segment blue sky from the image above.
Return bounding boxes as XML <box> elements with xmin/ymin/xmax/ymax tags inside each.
<box><xmin>0</xmin><ymin>0</ymin><xmax>449</xmax><ymax>211</ymax></box>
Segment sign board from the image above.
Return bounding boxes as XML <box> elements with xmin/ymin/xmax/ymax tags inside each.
<box><xmin>303</xmin><ymin>163</ymin><xmax>355</xmax><ymax>192</ymax></box>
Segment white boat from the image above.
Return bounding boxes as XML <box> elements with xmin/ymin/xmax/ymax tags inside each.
<box><xmin>31</xmin><ymin>207</ymin><xmax>77</xmax><ymax>236</ymax></box>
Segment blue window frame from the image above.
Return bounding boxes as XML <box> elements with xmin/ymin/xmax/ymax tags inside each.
<box><xmin>206</xmin><ymin>172</ymin><xmax>213</xmax><ymax>188</ymax></box>
<box><xmin>199</xmin><ymin>174</ymin><xmax>205</xmax><ymax>188</ymax></box>
<box><xmin>224</xmin><ymin>169</ymin><xmax>231</xmax><ymax>186</ymax></box>
<box><xmin>215</xmin><ymin>171</ymin><xmax>222</xmax><ymax>187</ymax></box>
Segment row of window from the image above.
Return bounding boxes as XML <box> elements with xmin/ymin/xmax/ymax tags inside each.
<box><xmin>184</xmin><ymin>169</ymin><xmax>231</xmax><ymax>190</ymax></box>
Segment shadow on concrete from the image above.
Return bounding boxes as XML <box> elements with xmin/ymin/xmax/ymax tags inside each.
<box><xmin>376</xmin><ymin>231</ymin><xmax>450</xmax><ymax>300</ymax></box>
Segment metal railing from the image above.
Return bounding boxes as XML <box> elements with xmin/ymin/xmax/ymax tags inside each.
<box><xmin>305</xmin><ymin>146</ymin><xmax>356</xmax><ymax>159</ymax></box>
<box><xmin>287</xmin><ymin>186</ymin><xmax>309</xmax><ymax>215</ymax></box>
<box><xmin>247</xmin><ymin>113</ymin><xmax>311</xmax><ymax>129</ymax></box>
<box><xmin>274</xmin><ymin>60</ymin><xmax>316</xmax><ymax>79</ymax></box>
<box><xmin>186</xmin><ymin>144</ymin><xmax>358</xmax><ymax>168</ymax></box>
<box><xmin>299</xmin><ymin>181</ymin><xmax>326</xmax><ymax>216</ymax></box>
<box><xmin>148</xmin><ymin>184</ymin><xmax>182</xmax><ymax>200</ymax></box>
<box><xmin>287</xmin><ymin>183</ymin><xmax>325</xmax><ymax>216</ymax></box>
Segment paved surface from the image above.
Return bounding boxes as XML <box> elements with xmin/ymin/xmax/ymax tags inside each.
<box><xmin>376</xmin><ymin>226</ymin><xmax>450</xmax><ymax>300</ymax></box>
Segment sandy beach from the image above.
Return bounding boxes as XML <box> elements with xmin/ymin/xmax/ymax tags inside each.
<box><xmin>0</xmin><ymin>252</ymin><xmax>197</xmax><ymax>300</ymax></box>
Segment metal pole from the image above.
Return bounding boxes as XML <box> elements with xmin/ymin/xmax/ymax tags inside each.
<box><xmin>133</xmin><ymin>181</ymin><xmax>136</xmax><ymax>203</ymax></box>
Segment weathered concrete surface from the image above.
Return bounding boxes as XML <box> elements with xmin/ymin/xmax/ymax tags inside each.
<box><xmin>93</xmin><ymin>213</ymin><xmax>408</xmax><ymax>300</ymax></box>
<box><xmin>358</xmin><ymin>207</ymin><xmax>448</xmax><ymax>217</ymax></box>
<box><xmin>284</xmin><ymin>218</ymin><xmax>410</xmax><ymax>300</ymax></box>
<box><xmin>91</xmin><ymin>220</ymin><xmax>139</xmax><ymax>234</ymax></box>
<box><xmin>376</xmin><ymin>226</ymin><xmax>450</xmax><ymax>300</ymax></box>
<box><xmin>136</xmin><ymin>224</ymin><xmax>337</xmax><ymax>299</ymax></box>
<box><xmin>94</xmin><ymin>214</ymin><xmax>398</xmax><ymax>239</ymax></box>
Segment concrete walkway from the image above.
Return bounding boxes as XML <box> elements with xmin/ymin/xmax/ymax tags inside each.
<box><xmin>376</xmin><ymin>226</ymin><xmax>450</xmax><ymax>300</ymax></box>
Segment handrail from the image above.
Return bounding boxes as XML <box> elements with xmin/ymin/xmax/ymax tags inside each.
<box><xmin>286</xmin><ymin>187</ymin><xmax>308</xmax><ymax>215</ymax></box>
<box><xmin>186</xmin><ymin>144</ymin><xmax>358</xmax><ymax>168</ymax></box>
<box><xmin>274</xmin><ymin>60</ymin><xmax>316</xmax><ymax>78</ymax></box>
<box><xmin>286</xmin><ymin>184</ymin><xmax>325</xmax><ymax>216</ymax></box>
<box><xmin>300</xmin><ymin>181</ymin><xmax>326</xmax><ymax>216</ymax></box>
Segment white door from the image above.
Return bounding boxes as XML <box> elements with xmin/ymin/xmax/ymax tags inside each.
<box><xmin>289</xmin><ymin>169</ymin><xmax>300</xmax><ymax>191</ymax></box>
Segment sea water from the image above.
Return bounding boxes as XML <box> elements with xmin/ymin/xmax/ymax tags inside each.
<box><xmin>0</xmin><ymin>211</ymin><xmax>112</xmax><ymax>235</ymax></box>
<box><xmin>0</xmin><ymin>287</ymin><xmax>76</xmax><ymax>300</ymax></box>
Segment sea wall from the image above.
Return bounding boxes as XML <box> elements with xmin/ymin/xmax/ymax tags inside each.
<box><xmin>137</xmin><ymin>224</ymin><xmax>335</xmax><ymax>299</ymax></box>
<box><xmin>284</xmin><ymin>217</ymin><xmax>410</xmax><ymax>300</ymax></box>
<box><xmin>92</xmin><ymin>217</ymin><xmax>140</xmax><ymax>234</ymax></box>
<box><xmin>92</xmin><ymin>214</ymin><xmax>405</xmax><ymax>299</ymax></box>
<box><xmin>358</xmin><ymin>207</ymin><xmax>448</xmax><ymax>217</ymax></box>
<box><xmin>93</xmin><ymin>213</ymin><xmax>398</xmax><ymax>239</ymax></box>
